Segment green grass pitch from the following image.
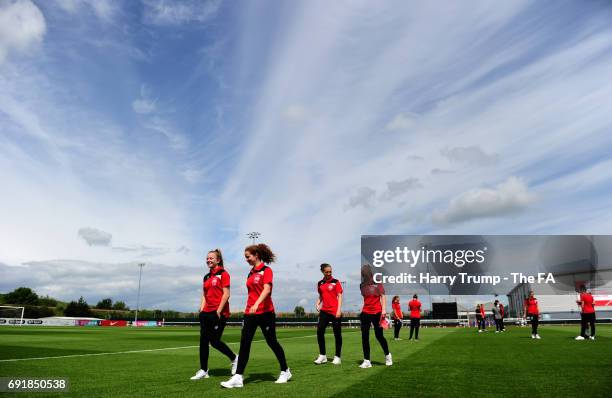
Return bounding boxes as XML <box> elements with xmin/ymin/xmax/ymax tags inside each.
<box><xmin>1</xmin><ymin>325</ymin><xmax>611</xmax><ymax>397</ymax></box>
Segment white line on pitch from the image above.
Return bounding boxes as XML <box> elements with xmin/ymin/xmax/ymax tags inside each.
<box><xmin>0</xmin><ymin>333</ymin><xmax>324</xmax><ymax>363</ymax></box>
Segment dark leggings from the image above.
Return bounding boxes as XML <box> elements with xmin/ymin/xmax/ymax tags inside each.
<box><xmin>477</xmin><ymin>315</ymin><xmax>485</xmax><ymax>330</ymax></box>
<box><xmin>409</xmin><ymin>318</ymin><xmax>420</xmax><ymax>339</ymax></box>
<box><xmin>317</xmin><ymin>311</ymin><xmax>342</xmax><ymax>357</ymax></box>
<box><xmin>236</xmin><ymin>312</ymin><xmax>288</xmax><ymax>375</ymax></box>
<box><xmin>199</xmin><ymin>311</ymin><xmax>236</xmax><ymax>370</ymax></box>
<box><xmin>495</xmin><ymin>319</ymin><xmax>503</xmax><ymax>331</ymax></box>
<box><xmin>581</xmin><ymin>313</ymin><xmax>596</xmax><ymax>337</ymax></box>
<box><xmin>360</xmin><ymin>312</ymin><xmax>389</xmax><ymax>360</ymax></box>
<box><xmin>393</xmin><ymin>318</ymin><xmax>402</xmax><ymax>339</ymax></box>
<box><xmin>528</xmin><ymin>313</ymin><xmax>539</xmax><ymax>335</ymax></box>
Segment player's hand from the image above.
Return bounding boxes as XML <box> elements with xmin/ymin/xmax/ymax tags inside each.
<box><xmin>381</xmin><ymin>311</ymin><xmax>387</xmax><ymax>319</ymax></box>
<box><xmin>216</xmin><ymin>309</ymin><xmax>222</xmax><ymax>318</ymax></box>
<box><xmin>335</xmin><ymin>310</ymin><xmax>341</xmax><ymax>319</ymax></box>
<box><xmin>249</xmin><ymin>303</ymin><xmax>259</xmax><ymax>314</ymax></box>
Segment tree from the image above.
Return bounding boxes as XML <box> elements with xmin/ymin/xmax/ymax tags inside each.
<box><xmin>96</xmin><ymin>298</ymin><xmax>113</xmax><ymax>309</ymax></box>
<box><xmin>112</xmin><ymin>301</ymin><xmax>128</xmax><ymax>310</ymax></box>
<box><xmin>38</xmin><ymin>295</ymin><xmax>58</xmax><ymax>307</ymax></box>
<box><xmin>294</xmin><ymin>306</ymin><xmax>305</xmax><ymax>318</ymax></box>
<box><xmin>64</xmin><ymin>296</ymin><xmax>92</xmax><ymax>317</ymax></box>
<box><xmin>4</xmin><ymin>287</ymin><xmax>39</xmax><ymax>305</ymax></box>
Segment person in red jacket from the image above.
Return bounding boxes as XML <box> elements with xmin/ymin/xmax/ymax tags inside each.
<box><xmin>408</xmin><ymin>294</ymin><xmax>421</xmax><ymax>340</ymax></box>
<box><xmin>391</xmin><ymin>296</ymin><xmax>403</xmax><ymax>340</ymax></box>
<box><xmin>314</xmin><ymin>263</ymin><xmax>343</xmax><ymax>365</ymax></box>
<box><xmin>190</xmin><ymin>249</ymin><xmax>238</xmax><ymax>380</ymax></box>
<box><xmin>575</xmin><ymin>285</ymin><xmax>596</xmax><ymax>340</ymax></box>
<box><xmin>221</xmin><ymin>244</ymin><xmax>291</xmax><ymax>388</ymax></box>
<box><xmin>523</xmin><ymin>291</ymin><xmax>541</xmax><ymax>339</ymax></box>
<box><xmin>499</xmin><ymin>302</ymin><xmax>505</xmax><ymax>331</ymax></box>
<box><xmin>359</xmin><ymin>265</ymin><xmax>391</xmax><ymax>368</ymax></box>
<box><xmin>475</xmin><ymin>304</ymin><xmax>486</xmax><ymax>332</ymax></box>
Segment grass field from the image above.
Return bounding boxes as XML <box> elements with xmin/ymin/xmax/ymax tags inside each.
<box><xmin>1</xmin><ymin>325</ymin><xmax>611</xmax><ymax>397</ymax></box>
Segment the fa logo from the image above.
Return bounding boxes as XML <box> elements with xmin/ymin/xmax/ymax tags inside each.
<box><xmin>328</xmin><ymin>284</ymin><xmax>334</xmax><ymax>291</ymax></box>
<box><xmin>254</xmin><ymin>275</ymin><xmax>261</xmax><ymax>283</ymax></box>
<box><xmin>212</xmin><ymin>278</ymin><xmax>218</xmax><ymax>286</ymax></box>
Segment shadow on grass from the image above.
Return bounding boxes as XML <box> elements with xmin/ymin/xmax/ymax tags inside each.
<box><xmin>244</xmin><ymin>372</ymin><xmax>276</xmax><ymax>383</ymax></box>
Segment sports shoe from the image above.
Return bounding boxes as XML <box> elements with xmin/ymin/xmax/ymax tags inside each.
<box><xmin>535</xmin><ymin>334</ymin><xmax>541</xmax><ymax>339</ymax></box>
<box><xmin>394</xmin><ymin>337</ymin><xmax>402</xmax><ymax>341</ymax></box>
<box><xmin>385</xmin><ymin>353</ymin><xmax>393</xmax><ymax>366</ymax></box>
<box><xmin>589</xmin><ymin>336</ymin><xmax>595</xmax><ymax>340</ymax></box>
<box><xmin>313</xmin><ymin>354</ymin><xmax>327</xmax><ymax>364</ymax></box>
<box><xmin>332</xmin><ymin>356</ymin><xmax>341</xmax><ymax>365</ymax></box>
<box><xmin>231</xmin><ymin>355</ymin><xmax>239</xmax><ymax>375</ymax></box>
<box><xmin>531</xmin><ymin>334</ymin><xmax>535</xmax><ymax>339</ymax></box>
<box><xmin>575</xmin><ymin>336</ymin><xmax>585</xmax><ymax>340</ymax></box>
<box><xmin>190</xmin><ymin>369</ymin><xmax>209</xmax><ymax>380</ymax></box>
<box><xmin>275</xmin><ymin>369</ymin><xmax>292</xmax><ymax>384</ymax></box>
<box><xmin>359</xmin><ymin>359</ymin><xmax>372</xmax><ymax>368</ymax></box>
<box><xmin>478</xmin><ymin>330</ymin><xmax>483</xmax><ymax>333</ymax></box>
<box><xmin>220</xmin><ymin>374</ymin><xmax>243</xmax><ymax>388</ymax></box>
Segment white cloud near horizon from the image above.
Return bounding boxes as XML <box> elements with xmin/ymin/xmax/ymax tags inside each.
<box><xmin>0</xmin><ymin>0</ymin><xmax>46</xmax><ymax>64</ymax></box>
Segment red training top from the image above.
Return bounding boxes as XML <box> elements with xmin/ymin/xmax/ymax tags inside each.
<box><xmin>409</xmin><ymin>299</ymin><xmax>421</xmax><ymax>319</ymax></box>
<box><xmin>525</xmin><ymin>297</ymin><xmax>539</xmax><ymax>315</ymax></box>
<box><xmin>245</xmin><ymin>263</ymin><xmax>274</xmax><ymax>314</ymax></box>
<box><xmin>318</xmin><ymin>277</ymin><xmax>343</xmax><ymax>316</ymax></box>
<box><xmin>580</xmin><ymin>292</ymin><xmax>595</xmax><ymax>314</ymax></box>
<box><xmin>479</xmin><ymin>305</ymin><xmax>485</xmax><ymax>317</ymax></box>
<box><xmin>361</xmin><ymin>283</ymin><xmax>385</xmax><ymax>314</ymax></box>
<box><xmin>203</xmin><ymin>266</ymin><xmax>230</xmax><ymax>317</ymax></box>
<box><xmin>392</xmin><ymin>301</ymin><xmax>403</xmax><ymax>319</ymax></box>
<box><xmin>499</xmin><ymin>303</ymin><xmax>505</xmax><ymax>317</ymax></box>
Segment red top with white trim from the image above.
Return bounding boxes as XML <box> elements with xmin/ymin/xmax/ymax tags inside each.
<box><xmin>409</xmin><ymin>299</ymin><xmax>421</xmax><ymax>319</ymax></box>
<box><xmin>203</xmin><ymin>266</ymin><xmax>230</xmax><ymax>317</ymax></box>
<box><xmin>580</xmin><ymin>292</ymin><xmax>595</xmax><ymax>314</ymax></box>
<box><xmin>361</xmin><ymin>283</ymin><xmax>385</xmax><ymax>314</ymax></box>
<box><xmin>318</xmin><ymin>277</ymin><xmax>343</xmax><ymax>315</ymax></box>
<box><xmin>499</xmin><ymin>303</ymin><xmax>505</xmax><ymax>317</ymax></box>
<box><xmin>392</xmin><ymin>302</ymin><xmax>403</xmax><ymax>319</ymax></box>
<box><xmin>479</xmin><ymin>305</ymin><xmax>485</xmax><ymax>317</ymax></box>
<box><xmin>525</xmin><ymin>297</ymin><xmax>539</xmax><ymax>315</ymax></box>
<box><xmin>245</xmin><ymin>263</ymin><xmax>274</xmax><ymax>314</ymax></box>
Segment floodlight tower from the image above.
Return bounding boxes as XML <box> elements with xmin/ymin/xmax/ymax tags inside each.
<box><xmin>134</xmin><ymin>262</ymin><xmax>145</xmax><ymax>324</ymax></box>
<box><xmin>247</xmin><ymin>232</ymin><xmax>261</xmax><ymax>244</ymax></box>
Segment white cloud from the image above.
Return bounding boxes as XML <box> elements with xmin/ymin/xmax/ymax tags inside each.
<box><xmin>432</xmin><ymin>176</ymin><xmax>537</xmax><ymax>225</ymax></box>
<box><xmin>132</xmin><ymin>85</ymin><xmax>157</xmax><ymax>114</ymax></box>
<box><xmin>0</xmin><ymin>0</ymin><xmax>46</xmax><ymax>64</ymax></box>
<box><xmin>283</xmin><ymin>104</ymin><xmax>308</xmax><ymax>122</ymax></box>
<box><xmin>55</xmin><ymin>0</ymin><xmax>117</xmax><ymax>22</ymax></box>
<box><xmin>145</xmin><ymin>116</ymin><xmax>188</xmax><ymax>150</ymax></box>
<box><xmin>386</xmin><ymin>112</ymin><xmax>416</xmax><ymax>131</ymax></box>
<box><xmin>382</xmin><ymin>178</ymin><xmax>422</xmax><ymax>200</ymax></box>
<box><xmin>78</xmin><ymin>227</ymin><xmax>112</xmax><ymax>246</ymax></box>
<box><xmin>441</xmin><ymin>145</ymin><xmax>499</xmax><ymax>166</ymax></box>
<box><xmin>142</xmin><ymin>0</ymin><xmax>222</xmax><ymax>26</ymax></box>
<box><xmin>345</xmin><ymin>187</ymin><xmax>376</xmax><ymax>210</ymax></box>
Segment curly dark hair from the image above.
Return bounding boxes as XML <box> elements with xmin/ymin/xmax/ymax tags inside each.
<box><xmin>245</xmin><ymin>243</ymin><xmax>276</xmax><ymax>264</ymax></box>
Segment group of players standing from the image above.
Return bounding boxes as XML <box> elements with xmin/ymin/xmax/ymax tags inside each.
<box><xmin>190</xmin><ymin>243</ymin><xmax>598</xmax><ymax>389</ymax></box>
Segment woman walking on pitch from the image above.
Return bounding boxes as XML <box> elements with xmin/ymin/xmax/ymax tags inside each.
<box><xmin>314</xmin><ymin>263</ymin><xmax>343</xmax><ymax>365</ymax></box>
<box><xmin>191</xmin><ymin>249</ymin><xmax>238</xmax><ymax>380</ymax></box>
<box><xmin>408</xmin><ymin>294</ymin><xmax>421</xmax><ymax>340</ymax></box>
<box><xmin>575</xmin><ymin>285</ymin><xmax>596</xmax><ymax>340</ymax></box>
<box><xmin>475</xmin><ymin>304</ymin><xmax>486</xmax><ymax>332</ymax></box>
<box><xmin>391</xmin><ymin>296</ymin><xmax>403</xmax><ymax>341</ymax></box>
<box><xmin>359</xmin><ymin>265</ymin><xmax>392</xmax><ymax>368</ymax></box>
<box><xmin>523</xmin><ymin>291</ymin><xmax>541</xmax><ymax>339</ymax></box>
<box><xmin>221</xmin><ymin>244</ymin><xmax>291</xmax><ymax>388</ymax></box>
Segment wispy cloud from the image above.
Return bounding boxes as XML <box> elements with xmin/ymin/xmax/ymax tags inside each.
<box><xmin>78</xmin><ymin>227</ymin><xmax>112</xmax><ymax>246</ymax></box>
<box><xmin>142</xmin><ymin>0</ymin><xmax>222</xmax><ymax>26</ymax></box>
<box><xmin>0</xmin><ymin>0</ymin><xmax>46</xmax><ymax>64</ymax></box>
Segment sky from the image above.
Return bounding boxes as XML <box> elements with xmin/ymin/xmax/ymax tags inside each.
<box><xmin>1</xmin><ymin>0</ymin><xmax>612</xmax><ymax>313</ymax></box>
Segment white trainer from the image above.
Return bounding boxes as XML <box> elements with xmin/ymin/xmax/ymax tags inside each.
<box><xmin>575</xmin><ymin>336</ymin><xmax>585</xmax><ymax>340</ymax></box>
<box><xmin>531</xmin><ymin>334</ymin><xmax>535</xmax><ymax>339</ymax></box>
<box><xmin>275</xmin><ymin>369</ymin><xmax>292</xmax><ymax>384</ymax></box>
<box><xmin>359</xmin><ymin>359</ymin><xmax>372</xmax><ymax>368</ymax></box>
<box><xmin>478</xmin><ymin>330</ymin><xmax>482</xmax><ymax>333</ymax></box>
<box><xmin>535</xmin><ymin>334</ymin><xmax>541</xmax><ymax>339</ymax></box>
<box><xmin>589</xmin><ymin>336</ymin><xmax>595</xmax><ymax>340</ymax></box>
<box><xmin>231</xmin><ymin>355</ymin><xmax>239</xmax><ymax>375</ymax></box>
<box><xmin>313</xmin><ymin>355</ymin><xmax>327</xmax><ymax>364</ymax></box>
<box><xmin>332</xmin><ymin>356</ymin><xmax>341</xmax><ymax>365</ymax></box>
<box><xmin>220</xmin><ymin>374</ymin><xmax>243</xmax><ymax>388</ymax></box>
<box><xmin>190</xmin><ymin>369</ymin><xmax>209</xmax><ymax>380</ymax></box>
<box><xmin>385</xmin><ymin>353</ymin><xmax>393</xmax><ymax>366</ymax></box>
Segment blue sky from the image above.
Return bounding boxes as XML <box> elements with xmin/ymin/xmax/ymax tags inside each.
<box><xmin>1</xmin><ymin>0</ymin><xmax>612</xmax><ymax>313</ymax></box>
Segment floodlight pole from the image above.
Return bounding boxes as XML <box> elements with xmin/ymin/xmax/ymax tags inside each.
<box><xmin>135</xmin><ymin>263</ymin><xmax>145</xmax><ymax>325</ymax></box>
<box><xmin>247</xmin><ymin>232</ymin><xmax>261</xmax><ymax>245</ymax></box>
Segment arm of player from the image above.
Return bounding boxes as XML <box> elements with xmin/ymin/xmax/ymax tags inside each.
<box><xmin>249</xmin><ymin>283</ymin><xmax>271</xmax><ymax>314</ymax></box>
<box><xmin>199</xmin><ymin>294</ymin><xmax>206</xmax><ymax>312</ymax></box>
<box><xmin>381</xmin><ymin>295</ymin><xmax>387</xmax><ymax>318</ymax></box>
<box><xmin>336</xmin><ymin>293</ymin><xmax>343</xmax><ymax>318</ymax></box>
<box><xmin>217</xmin><ymin>287</ymin><xmax>230</xmax><ymax>317</ymax></box>
<box><xmin>316</xmin><ymin>297</ymin><xmax>321</xmax><ymax>312</ymax></box>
